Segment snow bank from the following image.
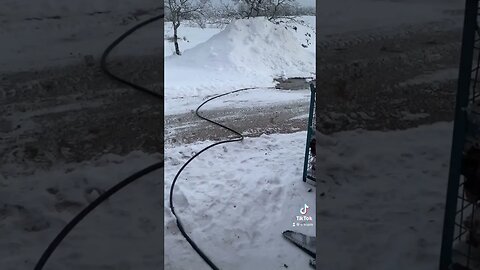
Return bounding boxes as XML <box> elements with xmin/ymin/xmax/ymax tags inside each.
<box><xmin>165</xmin><ymin>17</ymin><xmax>315</xmax><ymax>98</ymax></box>
<box><xmin>168</xmin><ymin>17</ymin><xmax>314</xmax><ymax>77</ymax></box>
<box><xmin>164</xmin><ymin>24</ymin><xmax>223</xmax><ymax>57</ymax></box>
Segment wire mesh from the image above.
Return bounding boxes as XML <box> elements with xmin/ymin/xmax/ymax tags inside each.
<box><xmin>304</xmin><ymin>83</ymin><xmax>316</xmax><ymax>182</ymax></box>
<box><xmin>449</xmin><ymin>5</ymin><xmax>480</xmax><ymax>269</ymax></box>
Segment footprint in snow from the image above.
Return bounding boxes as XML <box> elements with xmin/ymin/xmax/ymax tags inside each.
<box><xmin>54</xmin><ymin>200</ymin><xmax>84</xmax><ymax>214</ymax></box>
<box><xmin>84</xmin><ymin>187</ymin><xmax>104</xmax><ymax>203</ymax></box>
<box><xmin>174</xmin><ymin>190</ymin><xmax>189</xmax><ymax>208</ymax></box>
<box><xmin>15</xmin><ymin>209</ymin><xmax>50</xmax><ymax>232</ymax></box>
<box><xmin>0</xmin><ymin>204</ymin><xmax>27</xmax><ymax>221</ymax></box>
<box><xmin>165</xmin><ymin>218</ymin><xmax>180</xmax><ymax>235</ymax></box>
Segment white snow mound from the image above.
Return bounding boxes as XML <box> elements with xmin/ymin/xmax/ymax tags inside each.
<box><xmin>166</xmin><ymin>17</ymin><xmax>315</xmax><ymax>78</ymax></box>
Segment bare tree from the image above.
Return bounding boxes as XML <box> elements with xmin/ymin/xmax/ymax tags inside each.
<box><xmin>265</xmin><ymin>0</ymin><xmax>297</xmax><ymax>20</ymax></box>
<box><xmin>230</xmin><ymin>0</ymin><xmax>299</xmax><ymax>21</ymax></box>
<box><xmin>239</xmin><ymin>0</ymin><xmax>264</xmax><ymax>18</ymax></box>
<box><xmin>205</xmin><ymin>1</ymin><xmax>241</xmax><ymax>26</ymax></box>
<box><xmin>165</xmin><ymin>0</ymin><xmax>208</xmax><ymax>55</ymax></box>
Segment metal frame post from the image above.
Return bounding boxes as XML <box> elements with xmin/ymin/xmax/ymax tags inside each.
<box><xmin>303</xmin><ymin>83</ymin><xmax>316</xmax><ymax>182</ymax></box>
<box><xmin>439</xmin><ymin>0</ymin><xmax>478</xmax><ymax>268</ymax></box>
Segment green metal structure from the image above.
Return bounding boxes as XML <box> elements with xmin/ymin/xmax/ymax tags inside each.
<box><xmin>303</xmin><ymin>83</ymin><xmax>316</xmax><ymax>183</ymax></box>
<box><xmin>440</xmin><ymin>0</ymin><xmax>480</xmax><ymax>269</ymax></box>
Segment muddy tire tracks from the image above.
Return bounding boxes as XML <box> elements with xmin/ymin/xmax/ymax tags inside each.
<box><xmin>165</xmin><ymin>99</ymin><xmax>310</xmax><ymax>145</ymax></box>
<box><xmin>316</xmin><ymin>17</ymin><xmax>463</xmax><ymax>134</ymax></box>
<box><xmin>0</xmin><ymin>55</ymin><xmax>162</xmax><ymax>175</ymax></box>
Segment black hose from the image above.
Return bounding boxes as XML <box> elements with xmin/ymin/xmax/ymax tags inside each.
<box><xmin>100</xmin><ymin>14</ymin><xmax>163</xmax><ymax>100</ymax></box>
<box><xmin>34</xmin><ymin>13</ymin><xmax>163</xmax><ymax>270</ymax></box>
<box><xmin>34</xmin><ymin>162</ymin><xmax>163</xmax><ymax>270</ymax></box>
<box><xmin>169</xmin><ymin>87</ymin><xmax>262</xmax><ymax>270</ymax></box>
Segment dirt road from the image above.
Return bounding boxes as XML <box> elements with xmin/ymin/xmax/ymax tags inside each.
<box><xmin>165</xmin><ymin>98</ymin><xmax>310</xmax><ymax>145</ymax></box>
<box><xmin>0</xmin><ymin>55</ymin><xmax>162</xmax><ymax>176</ymax></box>
<box><xmin>316</xmin><ymin>10</ymin><xmax>464</xmax><ymax>134</ymax></box>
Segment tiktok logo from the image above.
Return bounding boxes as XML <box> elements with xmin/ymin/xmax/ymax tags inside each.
<box><xmin>300</xmin><ymin>204</ymin><xmax>309</xmax><ymax>215</ymax></box>
<box><xmin>294</xmin><ymin>203</ymin><xmax>313</xmax><ymax>226</ymax></box>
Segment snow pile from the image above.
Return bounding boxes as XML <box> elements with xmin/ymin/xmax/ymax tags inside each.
<box><xmin>164</xmin><ymin>132</ymin><xmax>315</xmax><ymax>270</ymax></box>
<box><xmin>168</xmin><ymin>17</ymin><xmax>314</xmax><ymax>76</ymax></box>
<box><xmin>164</xmin><ymin>24</ymin><xmax>223</xmax><ymax>57</ymax></box>
<box><xmin>165</xmin><ymin>17</ymin><xmax>315</xmax><ymax>98</ymax></box>
<box><xmin>286</xmin><ymin>16</ymin><xmax>316</xmax><ymax>55</ymax></box>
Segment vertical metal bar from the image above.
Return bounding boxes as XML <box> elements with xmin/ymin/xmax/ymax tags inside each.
<box><xmin>460</xmin><ymin>185</ymin><xmax>466</xmax><ymax>242</ymax></box>
<box><xmin>440</xmin><ymin>0</ymin><xmax>479</xmax><ymax>269</ymax></box>
<box><xmin>471</xmin><ymin>43</ymin><xmax>480</xmax><ymax>102</ymax></box>
<box><xmin>303</xmin><ymin>83</ymin><xmax>316</xmax><ymax>182</ymax></box>
<box><xmin>466</xmin><ymin>204</ymin><xmax>475</xmax><ymax>268</ymax></box>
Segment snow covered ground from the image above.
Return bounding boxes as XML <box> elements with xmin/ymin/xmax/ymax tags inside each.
<box><xmin>164</xmin><ymin>132</ymin><xmax>315</xmax><ymax>269</ymax></box>
<box><xmin>0</xmin><ymin>132</ymin><xmax>315</xmax><ymax>270</ymax></box>
<box><xmin>0</xmin><ymin>0</ymin><xmax>161</xmax><ymax>72</ymax></box>
<box><xmin>1</xmin><ymin>152</ymin><xmax>164</xmax><ymax>270</ymax></box>
<box><xmin>0</xmin><ymin>1</ymin><xmax>164</xmax><ymax>269</ymax></box>
<box><xmin>316</xmin><ymin>122</ymin><xmax>453</xmax><ymax>270</ymax></box>
<box><xmin>163</xmin><ymin>11</ymin><xmax>317</xmax><ymax>270</ymax></box>
<box><xmin>0</xmin><ymin>122</ymin><xmax>457</xmax><ymax>269</ymax></box>
<box><xmin>313</xmin><ymin>2</ymin><xmax>463</xmax><ymax>267</ymax></box>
